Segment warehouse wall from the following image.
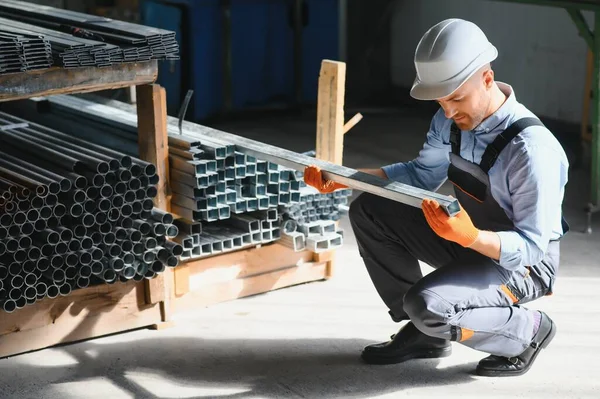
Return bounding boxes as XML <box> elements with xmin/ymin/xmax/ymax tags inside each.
<box><xmin>390</xmin><ymin>0</ymin><xmax>591</xmax><ymax>124</ymax></box>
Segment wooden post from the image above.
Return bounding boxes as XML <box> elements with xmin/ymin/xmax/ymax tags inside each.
<box><xmin>136</xmin><ymin>84</ymin><xmax>173</xmax><ymax>326</ymax></box>
<box><xmin>316</xmin><ymin>60</ymin><xmax>346</xmax><ymax>165</ymax></box>
<box><xmin>315</xmin><ymin>60</ymin><xmax>346</xmax><ymax>279</ymax></box>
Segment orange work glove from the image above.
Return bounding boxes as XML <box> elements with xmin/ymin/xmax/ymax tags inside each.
<box><xmin>422</xmin><ymin>199</ymin><xmax>479</xmax><ymax>247</ymax></box>
<box><xmin>303</xmin><ymin>165</ymin><xmax>347</xmax><ymax>194</ymax></box>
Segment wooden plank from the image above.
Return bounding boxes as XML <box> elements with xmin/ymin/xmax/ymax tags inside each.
<box><xmin>182</xmin><ymin>243</ymin><xmax>314</xmax><ymax>292</ymax></box>
<box><xmin>136</xmin><ymin>83</ymin><xmax>172</xmax><ymax>321</ymax></box>
<box><xmin>316</xmin><ymin>60</ymin><xmax>346</xmax><ymax>165</ymax></box>
<box><xmin>174</xmin><ymin>262</ymin><xmax>327</xmax><ymax>311</ymax></box>
<box><xmin>174</xmin><ymin>264</ymin><xmax>190</xmax><ymax>296</ymax></box>
<box><xmin>136</xmin><ymin>83</ymin><xmax>170</xmax><ymax>211</ymax></box>
<box><xmin>0</xmin><ymin>281</ymin><xmax>162</xmax><ymax>359</ymax></box>
<box><xmin>0</xmin><ymin>61</ymin><xmax>158</xmax><ymax>102</ymax></box>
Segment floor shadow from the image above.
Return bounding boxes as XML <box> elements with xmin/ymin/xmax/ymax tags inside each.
<box><xmin>0</xmin><ymin>336</ymin><xmax>478</xmax><ymax>399</ymax></box>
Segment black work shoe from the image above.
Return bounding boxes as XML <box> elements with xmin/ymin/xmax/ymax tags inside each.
<box><xmin>361</xmin><ymin>322</ymin><xmax>452</xmax><ymax>365</ymax></box>
<box><xmin>476</xmin><ymin>311</ymin><xmax>556</xmax><ymax>377</ymax></box>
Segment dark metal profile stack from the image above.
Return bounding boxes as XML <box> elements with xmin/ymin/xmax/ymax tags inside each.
<box><xmin>0</xmin><ymin>0</ymin><xmax>179</xmax><ymax>65</ymax></box>
<box><xmin>0</xmin><ymin>27</ymin><xmax>52</xmax><ymax>73</ymax></box>
<box><xmin>0</xmin><ymin>113</ymin><xmax>181</xmax><ymax>313</ymax></box>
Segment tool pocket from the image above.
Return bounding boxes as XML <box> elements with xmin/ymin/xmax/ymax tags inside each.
<box><xmin>499</xmin><ymin>267</ymin><xmax>547</xmax><ymax>305</ymax></box>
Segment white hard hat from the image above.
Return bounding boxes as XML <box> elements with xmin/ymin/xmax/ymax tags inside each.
<box><xmin>410</xmin><ymin>18</ymin><xmax>498</xmax><ymax>101</ymax></box>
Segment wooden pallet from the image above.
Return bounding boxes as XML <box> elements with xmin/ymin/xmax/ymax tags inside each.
<box><xmin>170</xmin><ymin>243</ymin><xmax>334</xmax><ymax>311</ymax></box>
<box><xmin>0</xmin><ymin>280</ymin><xmax>163</xmax><ymax>358</ymax></box>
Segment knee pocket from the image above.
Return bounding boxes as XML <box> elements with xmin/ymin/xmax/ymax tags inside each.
<box><xmin>403</xmin><ymin>287</ymin><xmax>454</xmax><ymax>325</ymax></box>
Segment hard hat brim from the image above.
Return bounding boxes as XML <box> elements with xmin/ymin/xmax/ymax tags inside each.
<box><xmin>409</xmin><ymin>45</ymin><xmax>498</xmax><ymax>101</ymax></box>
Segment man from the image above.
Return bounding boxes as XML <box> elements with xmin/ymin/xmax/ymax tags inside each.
<box><xmin>303</xmin><ymin>18</ymin><xmax>569</xmax><ymax>377</ymax></box>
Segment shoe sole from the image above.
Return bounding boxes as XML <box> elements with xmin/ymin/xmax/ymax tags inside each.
<box><xmin>361</xmin><ymin>346</ymin><xmax>452</xmax><ymax>365</ymax></box>
<box><xmin>476</xmin><ymin>319</ymin><xmax>556</xmax><ymax>377</ymax></box>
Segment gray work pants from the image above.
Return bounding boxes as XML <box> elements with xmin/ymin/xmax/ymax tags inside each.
<box><xmin>349</xmin><ymin>193</ymin><xmax>559</xmax><ymax>357</ymax></box>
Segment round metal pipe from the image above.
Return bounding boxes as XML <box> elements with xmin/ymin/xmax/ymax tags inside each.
<box><xmin>57</xmin><ymin>227</ymin><xmax>73</xmax><ymax>242</ymax></box>
<box><xmin>64</xmin><ymin>266</ymin><xmax>77</xmax><ymax>280</ymax></box>
<box><xmin>121</xmin><ymin>266</ymin><xmax>136</xmax><ymax>279</ymax></box>
<box><xmin>91</xmin><ymin>232</ymin><xmax>103</xmax><ymax>245</ymax></box>
<box><xmin>24</xmin><ymin>272</ymin><xmax>37</xmax><ymax>287</ymax></box>
<box><xmin>86</xmin><ymin>186</ymin><xmax>100</xmax><ymax>199</ymax></box>
<box><xmin>135</xmin><ymin>189</ymin><xmax>145</xmax><ymax>201</ymax></box>
<box><xmin>45</xmin><ymin>194</ymin><xmax>59</xmax><ymax>206</ymax></box>
<box><xmin>3</xmin><ymin>300</ymin><xmax>16</xmax><ymax>313</ymax></box>
<box><xmin>167</xmin><ymin>256</ymin><xmax>179</xmax><ymax>267</ymax></box>
<box><xmin>109</xmin><ymin>257</ymin><xmax>124</xmax><ymax>272</ymax></box>
<box><xmin>80</xmin><ymin>236</ymin><xmax>93</xmax><ymax>250</ymax></box>
<box><xmin>15</xmin><ymin>296</ymin><xmax>27</xmax><ymax>309</ymax></box>
<box><xmin>9</xmin><ymin>129</ymin><xmax>111</xmax><ymax>174</ymax></box>
<box><xmin>111</xmin><ymin>195</ymin><xmax>124</xmax><ymax>208</ymax></box>
<box><xmin>97</xmin><ymin>198</ymin><xmax>111</xmax><ymax>212</ymax></box>
<box><xmin>5</xmin><ymin>238</ymin><xmax>18</xmax><ymax>253</ymax></box>
<box><xmin>11</xmin><ymin>275</ymin><xmax>24</xmax><ymax>289</ymax></box>
<box><xmin>0</xmin><ymin>227</ymin><xmax>7</xmax><ymax>240</ymax></box>
<box><xmin>52</xmin><ymin>204</ymin><xmax>66</xmax><ymax>218</ymax></box>
<box><xmin>131</xmin><ymin>201</ymin><xmax>142</xmax><ymax>214</ymax></box>
<box><xmin>128</xmin><ymin>178</ymin><xmax>141</xmax><ymax>191</ymax></box>
<box><xmin>81</xmin><ymin>213</ymin><xmax>95</xmax><ymax>228</ymax></box>
<box><xmin>120</xmin><ymin>240</ymin><xmax>134</xmax><ymax>253</ymax></box>
<box><xmin>142</xmin><ymin>251</ymin><xmax>156</xmax><ymax>263</ymax></box>
<box><xmin>91</xmin><ymin>247</ymin><xmax>103</xmax><ymax>261</ymax></box>
<box><xmin>103</xmin><ymin>269</ymin><xmax>117</xmax><ymax>283</ymax></box>
<box><xmin>35</xmin><ymin>282</ymin><xmax>47</xmax><ymax>297</ymax></box>
<box><xmin>114</xmin><ymin>181</ymin><xmax>127</xmax><ymax>195</ymax></box>
<box><xmin>55</xmin><ymin>242</ymin><xmax>68</xmax><ymax>255</ymax></box>
<box><xmin>76</xmin><ymin>277</ymin><xmax>90</xmax><ymax>288</ymax></box>
<box><xmin>164</xmin><ymin>241</ymin><xmax>184</xmax><ymax>256</ymax></box>
<box><xmin>46</xmin><ymin>284</ymin><xmax>59</xmax><ymax>299</ymax></box>
<box><xmin>83</xmin><ymin>199</ymin><xmax>96</xmax><ymax>213</ymax></box>
<box><xmin>119</xmin><ymin>217</ymin><xmax>133</xmax><ymax>229</ymax></box>
<box><xmin>50</xmin><ymin>255</ymin><xmax>64</xmax><ymax>269</ymax></box>
<box><xmin>79</xmin><ymin>265</ymin><xmax>92</xmax><ymax>279</ymax></box>
<box><xmin>9</xmin><ymin>288</ymin><xmax>21</xmax><ymax>300</ymax></box>
<box><xmin>151</xmin><ymin>208</ymin><xmax>174</xmax><ymax>224</ymax></box>
<box><xmin>59</xmin><ymin>282</ymin><xmax>71</xmax><ymax>296</ymax></box>
<box><xmin>155</xmin><ymin>235</ymin><xmax>166</xmax><ymax>247</ymax></box>
<box><xmin>139</xmin><ymin>175</ymin><xmax>150</xmax><ymax>188</ymax></box>
<box><xmin>0</xmin><ymin>265</ymin><xmax>8</xmax><ymax>279</ymax></box>
<box><xmin>99</xmin><ymin>222</ymin><xmax>112</xmax><ymax>234</ymax></box>
<box><xmin>18</xmin><ymin>235</ymin><xmax>31</xmax><ymax>249</ymax></box>
<box><xmin>23</xmin><ymin>286</ymin><xmax>37</xmax><ymax>300</ymax></box>
<box><xmin>39</xmin><ymin>205</ymin><xmax>53</xmax><ymax>219</ymax></box>
<box><xmin>166</xmin><ymin>225</ymin><xmax>179</xmax><ymax>238</ymax></box>
<box><xmin>40</xmin><ymin>243</ymin><xmax>54</xmax><ymax>257</ymax></box>
<box><xmin>91</xmin><ymin>261</ymin><xmax>104</xmax><ymax>275</ymax></box>
<box><xmin>33</xmin><ymin>219</ymin><xmax>46</xmax><ymax>232</ymax></box>
<box><xmin>26</xmin><ymin>208</ymin><xmax>39</xmax><ymax>222</ymax></box>
<box><xmin>13</xmin><ymin>249</ymin><xmax>27</xmax><ymax>262</ymax></box>
<box><xmin>36</xmin><ymin>257</ymin><xmax>50</xmax><ymax>272</ymax></box>
<box><xmin>73</xmin><ymin>224</ymin><xmax>87</xmax><ymax>238</ymax></box>
<box><xmin>27</xmin><ymin>247</ymin><xmax>41</xmax><ymax>261</ymax></box>
<box><xmin>46</xmin><ymin>216</ymin><xmax>59</xmax><ymax>229</ymax></box>
<box><xmin>65</xmin><ymin>253</ymin><xmax>78</xmax><ymax>267</ymax></box>
<box><xmin>78</xmin><ymin>251</ymin><xmax>92</xmax><ymax>265</ymax></box>
<box><xmin>0</xmin><ymin>213</ymin><xmax>13</xmax><ymax>227</ymax></box>
<box><xmin>68</xmin><ymin>239</ymin><xmax>81</xmax><ymax>252</ymax></box>
<box><xmin>123</xmin><ymin>191</ymin><xmax>136</xmax><ymax>203</ymax></box>
<box><xmin>23</xmin><ymin>260</ymin><xmax>36</xmax><ymax>274</ymax></box>
<box><xmin>150</xmin><ymin>260</ymin><xmax>165</xmax><ymax>273</ymax></box>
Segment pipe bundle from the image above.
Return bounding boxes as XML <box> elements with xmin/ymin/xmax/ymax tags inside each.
<box><xmin>0</xmin><ymin>113</ymin><xmax>180</xmax><ymax>313</ymax></box>
<box><xmin>0</xmin><ymin>94</ymin><xmax>353</xmax><ymax>261</ymax></box>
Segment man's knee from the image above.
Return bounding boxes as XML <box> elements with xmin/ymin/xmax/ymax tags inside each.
<box><xmin>403</xmin><ymin>286</ymin><xmax>452</xmax><ymax>332</ymax></box>
<box><xmin>349</xmin><ymin>193</ymin><xmax>379</xmax><ymax>227</ymax></box>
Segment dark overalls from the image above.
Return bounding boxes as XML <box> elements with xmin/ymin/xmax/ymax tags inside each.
<box><xmin>349</xmin><ymin>118</ymin><xmax>566</xmax><ymax>357</ymax></box>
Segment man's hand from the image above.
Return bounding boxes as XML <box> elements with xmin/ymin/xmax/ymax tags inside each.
<box><xmin>304</xmin><ymin>165</ymin><xmax>347</xmax><ymax>194</ymax></box>
<box><xmin>422</xmin><ymin>199</ymin><xmax>479</xmax><ymax>248</ymax></box>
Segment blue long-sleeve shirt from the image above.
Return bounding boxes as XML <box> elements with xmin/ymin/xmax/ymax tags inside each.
<box><xmin>382</xmin><ymin>83</ymin><xmax>569</xmax><ymax>271</ymax></box>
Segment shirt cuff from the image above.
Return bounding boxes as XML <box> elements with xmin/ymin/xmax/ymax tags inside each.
<box><xmin>496</xmin><ymin>231</ymin><xmax>523</xmax><ymax>271</ymax></box>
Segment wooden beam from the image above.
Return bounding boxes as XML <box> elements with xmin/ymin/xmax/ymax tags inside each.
<box><xmin>343</xmin><ymin>112</ymin><xmax>363</xmax><ymax>135</ymax></box>
<box><xmin>0</xmin><ymin>61</ymin><xmax>157</xmax><ymax>102</ymax></box>
<box><xmin>136</xmin><ymin>84</ymin><xmax>172</xmax><ymax>323</ymax></box>
<box><xmin>0</xmin><ymin>281</ymin><xmax>161</xmax><ymax>358</ymax></box>
<box><xmin>316</xmin><ymin>60</ymin><xmax>346</xmax><ymax>165</ymax></box>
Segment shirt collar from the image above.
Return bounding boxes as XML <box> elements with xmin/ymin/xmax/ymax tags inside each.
<box><xmin>472</xmin><ymin>82</ymin><xmax>516</xmax><ymax>133</ymax></box>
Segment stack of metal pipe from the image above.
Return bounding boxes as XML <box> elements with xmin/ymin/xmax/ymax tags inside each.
<box><xmin>0</xmin><ymin>113</ymin><xmax>181</xmax><ymax>313</ymax></box>
<box><xmin>0</xmin><ymin>94</ymin><xmax>353</xmax><ymax>259</ymax></box>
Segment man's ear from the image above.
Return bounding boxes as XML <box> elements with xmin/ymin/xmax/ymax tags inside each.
<box><xmin>483</xmin><ymin>69</ymin><xmax>494</xmax><ymax>89</ymax></box>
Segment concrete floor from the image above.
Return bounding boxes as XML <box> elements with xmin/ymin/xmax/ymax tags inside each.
<box><xmin>1</xmin><ymin>108</ymin><xmax>599</xmax><ymax>398</ymax></box>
